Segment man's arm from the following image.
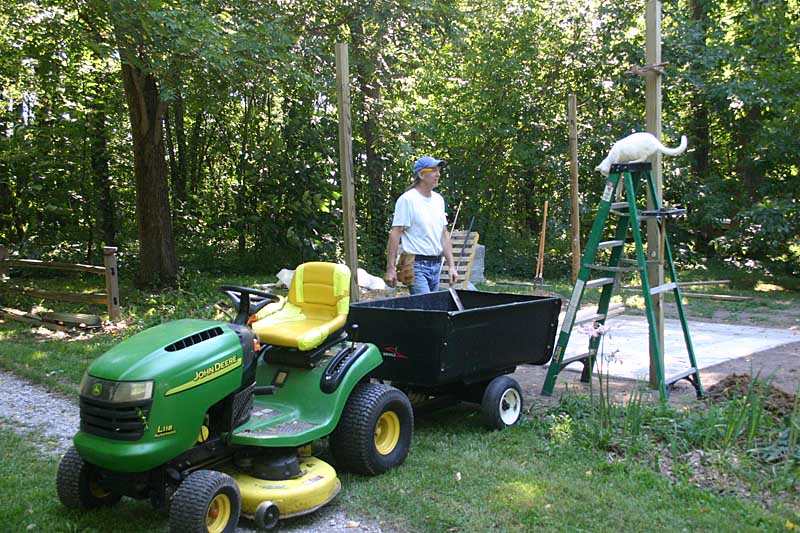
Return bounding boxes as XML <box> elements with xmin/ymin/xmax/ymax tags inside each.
<box><xmin>385</xmin><ymin>226</ymin><xmax>404</xmax><ymax>287</ymax></box>
<box><xmin>441</xmin><ymin>228</ymin><xmax>458</xmax><ymax>286</ymax></box>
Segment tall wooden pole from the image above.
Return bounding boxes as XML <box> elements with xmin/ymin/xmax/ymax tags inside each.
<box><xmin>335</xmin><ymin>43</ymin><xmax>359</xmax><ymax>301</ymax></box>
<box><xmin>568</xmin><ymin>94</ymin><xmax>581</xmax><ymax>283</ymax></box>
<box><xmin>645</xmin><ymin>0</ymin><xmax>664</xmax><ymax>387</ymax></box>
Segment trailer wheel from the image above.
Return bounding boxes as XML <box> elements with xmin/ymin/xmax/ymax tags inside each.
<box><xmin>481</xmin><ymin>376</ymin><xmax>523</xmax><ymax>430</ymax></box>
<box><xmin>169</xmin><ymin>470</ymin><xmax>240</xmax><ymax>533</ymax></box>
<box><xmin>56</xmin><ymin>446</ymin><xmax>121</xmax><ymax>509</ymax></box>
<box><xmin>330</xmin><ymin>383</ymin><xmax>413</xmax><ymax>475</ymax></box>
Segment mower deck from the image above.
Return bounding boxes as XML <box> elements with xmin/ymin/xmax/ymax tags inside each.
<box><xmin>230</xmin><ymin>456</ymin><xmax>341</xmax><ymax>519</ymax></box>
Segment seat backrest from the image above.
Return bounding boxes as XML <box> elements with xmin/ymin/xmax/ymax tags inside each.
<box><xmin>288</xmin><ymin>262</ymin><xmax>350</xmax><ymax>320</ymax></box>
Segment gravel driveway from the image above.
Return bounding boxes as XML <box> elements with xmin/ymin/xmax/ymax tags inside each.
<box><xmin>0</xmin><ymin>370</ymin><xmax>387</xmax><ymax>533</ymax></box>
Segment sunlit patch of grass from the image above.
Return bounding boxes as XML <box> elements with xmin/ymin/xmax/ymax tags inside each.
<box><xmin>754</xmin><ymin>282</ymin><xmax>785</xmax><ymax>292</ymax></box>
<box><xmin>488</xmin><ymin>480</ymin><xmax>546</xmax><ymax>513</ymax></box>
<box><xmin>625</xmin><ymin>294</ymin><xmax>645</xmax><ymax>309</ymax></box>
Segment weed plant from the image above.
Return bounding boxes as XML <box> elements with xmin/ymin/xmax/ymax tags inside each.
<box><xmin>545</xmin><ymin>370</ymin><xmax>800</xmax><ymax>516</ymax></box>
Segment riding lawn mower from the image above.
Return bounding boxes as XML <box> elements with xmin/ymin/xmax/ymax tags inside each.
<box><xmin>56</xmin><ymin>262</ymin><xmax>413</xmax><ymax>532</ymax></box>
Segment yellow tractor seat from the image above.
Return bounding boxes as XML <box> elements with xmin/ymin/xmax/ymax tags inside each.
<box><xmin>251</xmin><ymin>262</ymin><xmax>351</xmax><ymax>351</ymax></box>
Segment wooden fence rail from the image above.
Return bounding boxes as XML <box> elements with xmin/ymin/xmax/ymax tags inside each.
<box><xmin>0</xmin><ymin>245</ymin><xmax>120</xmax><ymax>321</ymax></box>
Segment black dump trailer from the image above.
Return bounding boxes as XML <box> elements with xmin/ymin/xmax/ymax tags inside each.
<box><xmin>348</xmin><ymin>290</ymin><xmax>561</xmax><ymax>429</ymax></box>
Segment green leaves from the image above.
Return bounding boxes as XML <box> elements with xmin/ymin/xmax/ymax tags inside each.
<box><xmin>1</xmin><ymin>0</ymin><xmax>798</xmax><ymax>276</ymax></box>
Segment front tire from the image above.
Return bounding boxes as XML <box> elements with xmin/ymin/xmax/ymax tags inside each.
<box><xmin>56</xmin><ymin>446</ymin><xmax>121</xmax><ymax>509</ymax></box>
<box><xmin>481</xmin><ymin>376</ymin><xmax>523</xmax><ymax>430</ymax></box>
<box><xmin>330</xmin><ymin>383</ymin><xmax>413</xmax><ymax>475</ymax></box>
<box><xmin>169</xmin><ymin>470</ymin><xmax>241</xmax><ymax>533</ymax></box>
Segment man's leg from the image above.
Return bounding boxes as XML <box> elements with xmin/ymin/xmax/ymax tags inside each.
<box><xmin>429</xmin><ymin>261</ymin><xmax>442</xmax><ymax>292</ymax></box>
<box><xmin>410</xmin><ymin>261</ymin><xmax>432</xmax><ymax>294</ymax></box>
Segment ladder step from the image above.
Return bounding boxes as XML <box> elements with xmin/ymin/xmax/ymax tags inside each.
<box><xmin>571</xmin><ymin>303</ymin><xmax>625</xmax><ymax>326</ymax></box>
<box><xmin>621</xmin><ymin>258</ymin><xmax>660</xmax><ymax>265</ymax></box>
<box><xmin>585</xmin><ymin>277</ymin><xmax>614</xmax><ymax>289</ymax></box>
<box><xmin>585</xmin><ymin>264</ymin><xmax>641</xmax><ymax>273</ymax></box>
<box><xmin>610</xmin><ymin>202</ymin><xmax>629</xmax><ymax>210</ymax></box>
<box><xmin>649</xmin><ymin>282</ymin><xmax>677</xmax><ymax>295</ymax></box>
<box><xmin>559</xmin><ymin>352</ymin><xmax>591</xmax><ymax>369</ymax></box>
<box><xmin>639</xmin><ymin>208</ymin><xmax>687</xmax><ymax>218</ymax></box>
<box><xmin>598</xmin><ymin>240</ymin><xmax>624</xmax><ymax>249</ymax></box>
<box><xmin>665</xmin><ymin>368</ymin><xmax>698</xmax><ymax>386</ymax></box>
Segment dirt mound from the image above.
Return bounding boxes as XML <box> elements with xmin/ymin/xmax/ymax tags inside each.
<box><xmin>705</xmin><ymin>373</ymin><xmax>797</xmax><ymax>417</ymax></box>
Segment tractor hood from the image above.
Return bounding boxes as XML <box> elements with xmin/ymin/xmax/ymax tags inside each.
<box><xmin>76</xmin><ymin>318</ymin><xmax>250</xmax><ymax>472</ymax></box>
<box><xmin>88</xmin><ymin>319</ymin><xmax>240</xmax><ymax>383</ymax></box>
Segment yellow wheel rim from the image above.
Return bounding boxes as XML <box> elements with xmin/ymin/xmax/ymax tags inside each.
<box><xmin>206</xmin><ymin>493</ymin><xmax>231</xmax><ymax>533</ymax></box>
<box><xmin>374</xmin><ymin>411</ymin><xmax>401</xmax><ymax>455</ymax></box>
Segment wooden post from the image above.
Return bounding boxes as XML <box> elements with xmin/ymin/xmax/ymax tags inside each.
<box><xmin>645</xmin><ymin>0</ymin><xmax>665</xmax><ymax>388</ymax></box>
<box><xmin>103</xmin><ymin>247</ymin><xmax>121</xmax><ymax>321</ymax></box>
<box><xmin>335</xmin><ymin>43</ymin><xmax>359</xmax><ymax>301</ymax></box>
<box><xmin>568</xmin><ymin>94</ymin><xmax>581</xmax><ymax>283</ymax></box>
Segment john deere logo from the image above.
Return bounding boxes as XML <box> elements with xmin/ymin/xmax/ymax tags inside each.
<box><xmin>92</xmin><ymin>383</ymin><xmax>103</xmax><ymax>396</ymax></box>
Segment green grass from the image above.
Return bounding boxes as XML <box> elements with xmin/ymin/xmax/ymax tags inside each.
<box><xmin>0</xmin><ymin>429</ymin><xmax>164</xmax><ymax>532</ymax></box>
<box><xmin>1</xmin><ymin>405</ymin><xmax>795</xmax><ymax>532</ymax></box>
<box><xmin>339</xmin><ymin>406</ymin><xmax>794</xmax><ymax>532</ymax></box>
<box><xmin>1</xmin><ymin>267</ymin><xmax>799</xmax><ymax>531</ymax></box>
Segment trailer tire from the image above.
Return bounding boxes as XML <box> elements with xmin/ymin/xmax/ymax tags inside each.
<box><xmin>56</xmin><ymin>446</ymin><xmax>121</xmax><ymax>509</ymax></box>
<box><xmin>330</xmin><ymin>383</ymin><xmax>413</xmax><ymax>475</ymax></box>
<box><xmin>169</xmin><ymin>470</ymin><xmax>240</xmax><ymax>533</ymax></box>
<box><xmin>481</xmin><ymin>376</ymin><xmax>523</xmax><ymax>430</ymax></box>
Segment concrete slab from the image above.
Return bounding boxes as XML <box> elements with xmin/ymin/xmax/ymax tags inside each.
<box><xmin>560</xmin><ymin>315</ymin><xmax>800</xmax><ymax>381</ymax></box>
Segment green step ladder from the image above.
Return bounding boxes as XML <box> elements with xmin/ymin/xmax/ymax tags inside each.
<box><xmin>541</xmin><ymin>162</ymin><xmax>703</xmax><ymax>402</ymax></box>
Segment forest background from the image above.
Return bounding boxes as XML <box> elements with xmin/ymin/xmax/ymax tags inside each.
<box><xmin>1</xmin><ymin>0</ymin><xmax>798</xmax><ymax>289</ymax></box>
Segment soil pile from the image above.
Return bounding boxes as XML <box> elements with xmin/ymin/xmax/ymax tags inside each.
<box><xmin>705</xmin><ymin>373</ymin><xmax>797</xmax><ymax>417</ymax></box>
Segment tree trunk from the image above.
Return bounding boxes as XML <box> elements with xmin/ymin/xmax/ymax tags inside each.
<box><xmin>121</xmin><ymin>62</ymin><xmax>178</xmax><ymax>288</ymax></box>
<box><xmin>688</xmin><ymin>0</ymin><xmax>712</xmax><ymax>253</ymax></box>
<box><xmin>173</xmin><ymin>90</ymin><xmax>188</xmax><ymax>207</ymax></box>
<box><xmin>237</xmin><ymin>94</ymin><xmax>251</xmax><ymax>256</ymax></box>
<box><xmin>734</xmin><ymin>104</ymin><xmax>763</xmax><ymax>203</ymax></box>
<box><xmin>688</xmin><ymin>0</ymin><xmax>710</xmax><ymax>178</ymax></box>
<box><xmin>187</xmin><ymin>110</ymin><xmax>205</xmax><ymax>206</ymax></box>
<box><xmin>164</xmin><ymin>106</ymin><xmax>178</xmax><ymax>203</ymax></box>
<box><xmin>89</xmin><ymin>104</ymin><xmax>116</xmax><ymax>249</ymax></box>
<box><xmin>350</xmin><ymin>17</ymin><xmax>387</xmax><ymax>259</ymax></box>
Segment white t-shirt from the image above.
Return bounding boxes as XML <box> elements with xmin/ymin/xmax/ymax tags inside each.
<box><xmin>391</xmin><ymin>188</ymin><xmax>448</xmax><ymax>256</ymax></box>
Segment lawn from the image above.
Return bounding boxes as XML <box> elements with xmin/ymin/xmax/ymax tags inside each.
<box><xmin>1</xmin><ymin>266</ymin><xmax>798</xmax><ymax>531</ymax></box>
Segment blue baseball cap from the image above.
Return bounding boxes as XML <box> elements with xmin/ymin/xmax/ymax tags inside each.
<box><xmin>413</xmin><ymin>156</ymin><xmax>447</xmax><ymax>175</ymax></box>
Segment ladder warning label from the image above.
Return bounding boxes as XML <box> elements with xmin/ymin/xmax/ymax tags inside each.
<box><xmin>562</xmin><ymin>280</ymin><xmax>584</xmax><ymax>333</ymax></box>
<box><xmin>601</xmin><ymin>181</ymin><xmax>614</xmax><ymax>202</ymax></box>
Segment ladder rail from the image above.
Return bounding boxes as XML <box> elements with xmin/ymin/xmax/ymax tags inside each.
<box><xmin>542</xmin><ymin>175</ymin><xmax>622</xmax><ymax>395</ymax></box>
<box><xmin>643</xmin><ymin>171</ymin><xmax>704</xmax><ymax>397</ymax></box>
<box><xmin>580</xmin><ymin>190</ymin><xmax>635</xmax><ymax>383</ymax></box>
<box><xmin>623</xmin><ymin>170</ymin><xmax>669</xmax><ymax>401</ymax></box>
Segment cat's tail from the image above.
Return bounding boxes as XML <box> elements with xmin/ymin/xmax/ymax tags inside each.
<box><xmin>659</xmin><ymin>135</ymin><xmax>688</xmax><ymax>156</ymax></box>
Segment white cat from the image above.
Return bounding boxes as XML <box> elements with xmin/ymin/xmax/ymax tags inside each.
<box><xmin>595</xmin><ymin>132</ymin><xmax>688</xmax><ymax>176</ymax></box>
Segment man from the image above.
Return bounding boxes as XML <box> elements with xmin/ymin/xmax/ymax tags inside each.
<box><xmin>385</xmin><ymin>156</ymin><xmax>458</xmax><ymax>293</ymax></box>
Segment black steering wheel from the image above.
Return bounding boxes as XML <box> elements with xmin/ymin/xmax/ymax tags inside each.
<box><xmin>219</xmin><ymin>285</ymin><xmax>281</xmax><ymax>325</ymax></box>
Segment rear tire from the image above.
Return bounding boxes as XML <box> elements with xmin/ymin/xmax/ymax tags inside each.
<box><xmin>330</xmin><ymin>383</ymin><xmax>413</xmax><ymax>475</ymax></box>
<box><xmin>481</xmin><ymin>376</ymin><xmax>523</xmax><ymax>430</ymax></box>
<box><xmin>169</xmin><ymin>470</ymin><xmax>241</xmax><ymax>533</ymax></box>
<box><xmin>56</xmin><ymin>446</ymin><xmax>121</xmax><ymax>509</ymax></box>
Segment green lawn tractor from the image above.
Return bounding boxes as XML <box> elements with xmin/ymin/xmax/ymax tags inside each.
<box><xmin>57</xmin><ymin>262</ymin><xmax>413</xmax><ymax>532</ymax></box>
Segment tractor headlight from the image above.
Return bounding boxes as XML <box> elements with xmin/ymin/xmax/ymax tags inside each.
<box><xmin>80</xmin><ymin>374</ymin><xmax>154</xmax><ymax>403</ymax></box>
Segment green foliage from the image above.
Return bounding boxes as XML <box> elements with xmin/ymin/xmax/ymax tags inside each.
<box><xmin>1</xmin><ymin>0</ymin><xmax>798</xmax><ymax>280</ymax></box>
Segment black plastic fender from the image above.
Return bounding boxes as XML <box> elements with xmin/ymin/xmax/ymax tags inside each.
<box><xmin>320</xmin><ymin>344</ymin><xmax>370</xmax><ymax>394</ymax></box>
